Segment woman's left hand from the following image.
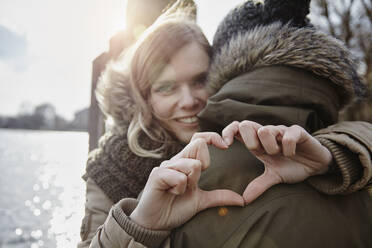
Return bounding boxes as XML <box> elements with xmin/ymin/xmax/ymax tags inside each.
<box><xmin>222</xmin><ymin>121</ymin><xmax>333</xmax><ymax>204</ymax></box>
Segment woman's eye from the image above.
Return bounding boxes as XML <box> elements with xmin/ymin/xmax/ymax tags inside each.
<box><xmin>192</xmin><ymin>79</ymin><xmax>207</xmax><ymax>88</ymax></box>
<box><xmin>192</xmin><ymin>74</ymin><xmax>207</xmax><ymax>88</ymax></box>
<box><xmin>154</xmin><ymin>83</ymin><xmax>175</xmax><ymax>94</ymax></box>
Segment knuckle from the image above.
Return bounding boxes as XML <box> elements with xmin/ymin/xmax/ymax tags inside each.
<box><xmin>179</xmin><ymin>173</ymin><xmax>188</xmax><ymax>184</ymax></box>
<box><xmin>188</xmin><ymin>164</ymin><xmax>196</xmax><ymax>173</ymax></box>
<box><xmin>192</xmin><ymin>137</ymin><xmax>207</xmax><ymax>146</ymax></box>
<box><xmin>210</xmin><ymin>132</ymin><xmax>219</xmax><ymax>140</ymax></box>
<box><xmin>231</xmin><ymin>121</ymin><xmax>240</xmax><ymax>126</ymax></box>
<box><xmin>224</xmin><ymin>121</ymin><xmax>239</xmax><ymax>133</ymax></box>
<box><xmin>193</xmin><ymin>160</ymin><xmax>202</xmax><ymax>170</ymax></box>
<box><xmin>265</xmin><ymin>125</ymin><xmax>279</xmax><ymax>134</ymax></box>
<box><xmin>239</xmin><ymin>120</ymin><xmax>251</xmax><ymax>128</ymax></box>
<box><xmin>150</xmin><ymin>166</ymin><xmax>161</xmax><ymax>177</ymax></box>
<box><xmin>159</xmin><ymin>160</ymin><xmax>169</xmax><ymax>168</ymax></box>
<box><xmin>189</xmin><ymin>164</ymin><xmax>200</xmax><ymax>175</ymax></box>
<box><xmin>187</xmin><ymin>159</ymin><xmax>198</xmax><ymax>169</ymax></box>
<box><xmin>191</xmin><ymin>132</ymin><xmax>202</xmax><ymax>140</ymax></box>
<box><xmin>221</xmin><ymin>128</ymin><xmax>229</xmax><ymax>136</ymax></box>
<box><xmin>290</xmin><ymin>124</ymin><xmax>302</xmax><ymax>130</ymax></box>
<box><xmin>282</xmin><ymin>136</ymin><xmax>295</xmax><ymax>146</ymax></box>
<box><xmin>257</xmin><ymin>126</ymin><xmax>270</xmax><ymax>136</ymax></box>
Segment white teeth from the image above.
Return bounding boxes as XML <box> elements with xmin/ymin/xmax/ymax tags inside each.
<box><xmin>178</xmin><ymin>116</ymin><xmax>198</xmax><ymax>124</ymax></box>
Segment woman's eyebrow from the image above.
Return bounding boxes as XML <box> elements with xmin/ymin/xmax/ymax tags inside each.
<box><xmin>153</xmin><ymin>79</ymin><xmax>175</xmax><ymax>87</ymax></box>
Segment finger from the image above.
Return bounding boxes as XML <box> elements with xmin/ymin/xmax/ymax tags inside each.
<box><xmin>243</xmin><ymin>170</ymin><xmax>282</xmax><ymax>204</ymax></box>
<box><xmin>191</xmin><ymin>132</ymin><xmax>228</xmax><ymax>149</ymax></box>
<box><xmin>281</xmin><ymin>125</ymin><xmax>303</xmax><ymax>156</ymax></box>
<box><xmin>160</xmin><ymin>158</ymin><xmax>202</xmax><ymax>189</ymax></box>
<box><xmin>238</xmin><ymin>121</ymin><xmax>263</xmax><ymax>151</ymax></box>
<box><xmin>198</xmin><ymin>189</ymin><xmax>244</xmax><ymax>211</ymax></box>
<box><xmin>172</xmin><ymin>138</ymin><xmax>210</xmax><ymax>170</ymax></box>
<box><xmin>257</xmin><ymin>126</ymin><xmax>284</xmax><ymax>155</ymax></box>
<box><xmin>149</xmin><ymin>167</ymin><xmax>188</xmax><ymax>195</ymax></box>
<box><xmin>222</xmin><ymin>121</ymin><xmax>240</xmax><ymax>146</ymax></box>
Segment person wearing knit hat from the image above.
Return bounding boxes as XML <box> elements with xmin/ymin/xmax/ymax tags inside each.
<box><xmin>169</xmin><ymin>0</ymin><xmax>372</xmax><ymax>247</ymax></box>
<box><xmin>79</xmin><ymin>0</ymin><xmax>372</xmax><ymax>247</ymax></box>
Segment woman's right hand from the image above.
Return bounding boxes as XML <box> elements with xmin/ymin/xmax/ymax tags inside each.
<box><xmin>130</xmin><ymin>137</ymin><xmax>244</xmax><ymax>230</ymax></box>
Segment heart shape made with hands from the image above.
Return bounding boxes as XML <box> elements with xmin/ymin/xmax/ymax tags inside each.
<box><xmin>190</xmin><ymin>121</ymin><xmax>332</xmax><ymax>204</ymax></box>
<box><xmin>130</xmin><ymin>121</ymin><xmax>332</xmax><ymax>230</ymax></box>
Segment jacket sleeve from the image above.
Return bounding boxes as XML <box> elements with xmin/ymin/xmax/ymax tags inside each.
<box><xmin>308</xmin><ymin>121</ymin><xmax>372</xmax><ymax>194</ymax></box>
<box><xmin>77</xmin><ymin>178</ymin><xmax>170</xmax><ymax>248</ymax></box>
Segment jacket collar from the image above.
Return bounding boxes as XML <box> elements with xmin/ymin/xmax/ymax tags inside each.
<box><xmin>207</xmin><ymin>23</ymin><xmax>365</xmax><ymax>108</ymax></box>
<box><xmin>200</xmin><ymin>66</ymin><xmax>340</xmax><ymax>133</ymax></box>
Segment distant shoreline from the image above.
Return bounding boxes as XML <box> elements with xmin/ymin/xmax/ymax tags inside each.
<box><xmin>0</xmin><ymin>127</ymin><xmax>88</xmax><ymax>134</ymax></box>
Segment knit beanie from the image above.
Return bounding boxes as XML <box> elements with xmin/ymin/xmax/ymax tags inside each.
<box><xmin>211</xmin><ymin>0</ymin><xmax>366</xmax><ymax>99</ymax></box>
<box><xmin>213</xmin><ymin>0</ymin><xmax>311</xmax><ymax>53</ymax></box>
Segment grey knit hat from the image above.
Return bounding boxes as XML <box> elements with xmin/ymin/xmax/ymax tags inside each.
<box><xmin>211</xmin><ymin>0</ymin><xmax>366</xmax><ymax>98</ymax></box>
<box><xmin>213</xmin><ymin>0</ymin><xmax>311</xmax><ymax>53</ymax></box>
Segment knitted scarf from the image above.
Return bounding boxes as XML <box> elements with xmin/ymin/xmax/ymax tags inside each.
<box><xmin>84</xmin><ymin>128</ymin><xmax>184</xmax><ymax>203</ymax></box>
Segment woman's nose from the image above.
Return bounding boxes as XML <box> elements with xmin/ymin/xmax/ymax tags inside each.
<box><xmin>178</xmin><ymin>86</ymin><xmax>198</xmax><ymax>109</ymax></box>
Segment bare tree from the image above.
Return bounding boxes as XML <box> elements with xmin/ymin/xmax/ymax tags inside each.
<box><xmin>311</xmin><ymin>0</ymin><xmax>372</xmax><ymax>122</ymax></box>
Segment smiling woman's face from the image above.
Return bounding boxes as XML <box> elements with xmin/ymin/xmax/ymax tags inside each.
<box><xmin>150</xmin><ymin>42</ymin><xmax>210</xmax><ymax>143</ymax></box>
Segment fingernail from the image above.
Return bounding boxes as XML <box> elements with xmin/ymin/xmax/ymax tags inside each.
<box><xmin>222</xmin><ymin>140</ymin><xmax>229</xmax><ymax>148</ymax></box>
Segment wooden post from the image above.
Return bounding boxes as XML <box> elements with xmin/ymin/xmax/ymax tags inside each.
<box><xmin>88</xmin><ymin>52</ymin><xmax>108</xmax><ymax>152</ymax></box>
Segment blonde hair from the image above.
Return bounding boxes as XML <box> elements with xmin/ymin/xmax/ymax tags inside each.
<box><xmin>96</xmin><ymin>14</ymin><xmax>211</xmax><ymax>158</ymax></box>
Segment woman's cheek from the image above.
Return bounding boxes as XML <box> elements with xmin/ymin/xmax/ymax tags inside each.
<box><xmin>151</xmin><ymin>95</ymin><xmax>174</xmax><ymax>119</ymax></box>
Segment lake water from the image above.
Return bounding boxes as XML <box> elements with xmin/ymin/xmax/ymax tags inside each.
<box><xmin>0</xmin><ymin>129</ymin><xmax>88</xmax><ymax>248</ymax></box>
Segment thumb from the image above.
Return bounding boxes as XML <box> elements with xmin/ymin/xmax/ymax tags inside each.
<box><xmin>243</xmin><ymin>171</ymin><xmax>281</xmax><ymax>204</ymax></box>
<box><xmin>198</xmin><ymin>189</ymin><xmax>244</xmax><ymax>211</ymax></box>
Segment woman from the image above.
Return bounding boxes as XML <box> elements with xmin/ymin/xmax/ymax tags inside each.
<box><xmin>78</xmin><ymin>4</ymin><xmax>224</xmax><ymax>246</ymax></box>
<box><xmin>79</xmin><ymin>0</ymin><xmax>372</xmax><ymax>247</ymax></box>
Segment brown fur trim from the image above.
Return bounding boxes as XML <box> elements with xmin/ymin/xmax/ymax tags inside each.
<box><xmin>95</xmin><ymin>60</ymin><xmax>135</xmax><ymax>133</ymax></box>
<box><xmin>208</xmin><ymin>23</ymin><xmax>365</xmax><ymax>107</ymax></box>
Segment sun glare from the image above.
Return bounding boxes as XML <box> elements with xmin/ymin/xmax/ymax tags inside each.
<box><xmin>109</xmin><ymin>11</ymin><xmax>127</xmax><ymax>37</ymax></box>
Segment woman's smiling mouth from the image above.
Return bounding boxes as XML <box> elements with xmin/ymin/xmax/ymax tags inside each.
<box><xmin>176</xmin><ymin>116</ymin><xmax>198</xmax><ymax>124</ymax></box>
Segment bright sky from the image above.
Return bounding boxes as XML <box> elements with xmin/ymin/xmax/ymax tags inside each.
<box><xmin>0</xmin><ymin>0</ymin><xmax>242</xmax><ymax>120</ymax></box>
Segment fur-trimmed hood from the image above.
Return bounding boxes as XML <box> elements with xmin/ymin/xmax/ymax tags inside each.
<box><xmin>207</xmin><ymin>23</ymin><xmax>365</xmax><ymax>108</ymax></box>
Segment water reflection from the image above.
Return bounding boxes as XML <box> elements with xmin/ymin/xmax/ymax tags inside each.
<box><xmin>15</xmin><ymin>228</ymin><xmax>23</xmax><ymax>236</ymax></box>
<box><xmin>0</xmin><ymin>129</ymin><xmax>88</xmax><ymax>247</ymax></box>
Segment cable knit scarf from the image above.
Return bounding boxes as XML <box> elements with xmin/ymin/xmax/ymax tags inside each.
<box><xmin>84</xmin><ymin>129</ymin><xmax>184</xmax><ymax>203</ymax></box>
